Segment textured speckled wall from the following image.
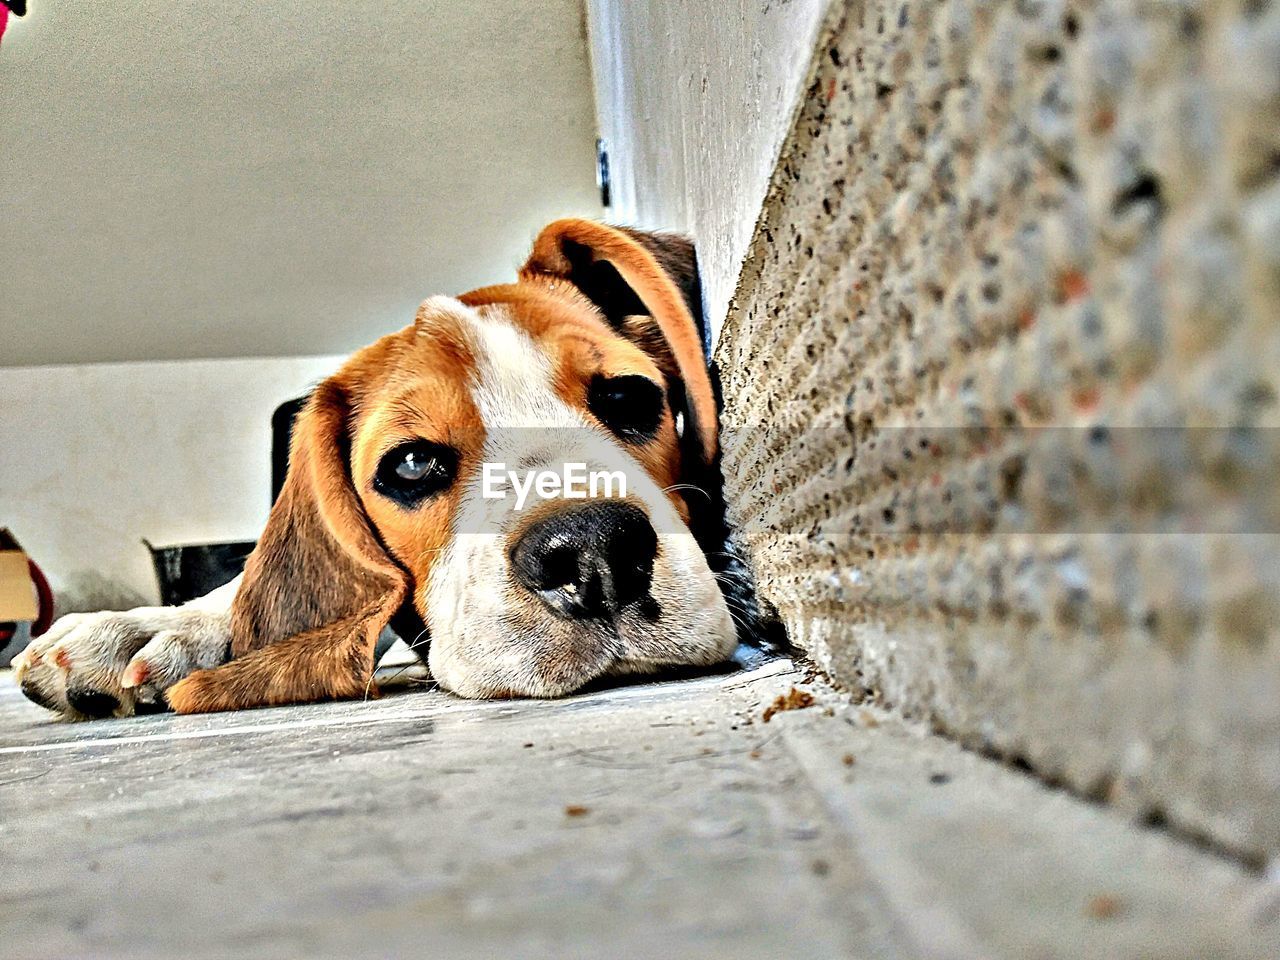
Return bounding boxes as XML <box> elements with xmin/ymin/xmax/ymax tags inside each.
<box><xmin>716</xmin><ymin>0</ymin><xmax>1280</xmax><ymax>859</ymax></box>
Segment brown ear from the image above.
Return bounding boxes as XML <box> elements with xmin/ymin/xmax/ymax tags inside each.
<box><xmin>521</xmin><ymin>219</ymin><xmax>718</xmax><ymax>463</ymax></box>
<box><xmin>165</xmin><ymin>379</ymin><xmax>407</xmax><ymax>713</ymax></box>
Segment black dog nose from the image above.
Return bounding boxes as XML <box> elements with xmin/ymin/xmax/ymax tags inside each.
<box><xmin>510</xmin><ymin>501</ymin><xmax>657</xmax><ymax>620</ymax></box>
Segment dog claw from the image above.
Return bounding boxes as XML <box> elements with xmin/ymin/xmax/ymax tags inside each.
<box><xmin>121</xmin><ymin>659</ymin><xmax>150</xmax><ymax>689</ymax></box>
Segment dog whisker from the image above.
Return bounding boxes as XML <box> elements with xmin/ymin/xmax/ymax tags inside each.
<box><xmin>364</xmin><ymin>626</ymin><xmax>434</xmax><ymax>701</ymax></box>
<box><xmin>661</xmin><ymin>483</ymin><xmax>713</xmax><ymax>503</ymax></box>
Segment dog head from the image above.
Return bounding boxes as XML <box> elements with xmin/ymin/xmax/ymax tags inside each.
<box><xmin>230</xmin><ymin>220</ymin><xmax>744</xmax><ymax>698</ymax></box>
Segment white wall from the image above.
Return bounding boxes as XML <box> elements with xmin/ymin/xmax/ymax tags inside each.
<box><xmin>0</xmin><ymin>356</ymin><xmax>343</xmax><ymax>613</ymax></box>
<box><xmin>587</xmin><ymin>0</ymin><xmax>829</xmax><ymax>341</ymax></box>
<box><xmin>1</xmin><ymin>0</ymin><xmax>600</xmax><ymax>366</ymax></box>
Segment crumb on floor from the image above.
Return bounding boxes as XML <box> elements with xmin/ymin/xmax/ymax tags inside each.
<box><xmin>762</xmin><ymin>687</ymin><xmax>816</xmax><ymax>722</ymax></box>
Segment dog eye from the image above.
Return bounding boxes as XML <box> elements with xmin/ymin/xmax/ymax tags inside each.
<box><xmin>374</xmin><ymin>442</ymin><xmax>457</xmax><ymax>507</ymax></box>
<box><xmin>588</xmin><ymin>374</ymin><xmax>664</xmax><ymax>441</ymax></box>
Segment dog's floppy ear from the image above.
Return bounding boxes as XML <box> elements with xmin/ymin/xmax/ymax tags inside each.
<box><xmin>165</xmin><ymin>379</ymin><xmax>407</xmax><ymax>713</ymax></box>
<box><xmin>521</xmin><ymin>219</ymin><xmax>718</xmax><ymax>463</ymax></box>
<box><xmin>231</xmin><ymin>378</ymin><xmax>406</xmax><ymax>652</ymax></box>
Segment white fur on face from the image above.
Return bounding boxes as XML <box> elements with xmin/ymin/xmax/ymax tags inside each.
<box><xmin>424</xmin><ymin>304</ymin><xmax>736</xmax><ymax>698</ymax></box>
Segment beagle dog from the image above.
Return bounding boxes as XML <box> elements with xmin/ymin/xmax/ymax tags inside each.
<box><xmin>14</xmin><ymin>220</ymin><xmax>775</xmax><ymax>719</ymax></box>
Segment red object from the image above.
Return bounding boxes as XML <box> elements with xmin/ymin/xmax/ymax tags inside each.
<box><xmin>0</xmin><ymin>8</ymin><xmax>8</xmax><ymax>45</ymax></box>
<box><xmin>28</xmin><ymin>558</ymin><xmax>55</xmax><ymax>637</ymax></box>
<box><xmin>0</xmin><ymin>559</ymin><xmax>55</xmax><ymax>647</ymax></box>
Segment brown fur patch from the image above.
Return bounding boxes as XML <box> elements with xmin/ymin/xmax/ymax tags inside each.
<box><xmin>517</xmin><ymin>219</ymin><xmax>717</xmax><ymax>464</ymax></box>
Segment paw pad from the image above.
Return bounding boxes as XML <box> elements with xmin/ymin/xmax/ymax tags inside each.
<box><xmin>66</xmin><ymin>687</ymin><xmax>120</xmax><ymax>719</ymax></box>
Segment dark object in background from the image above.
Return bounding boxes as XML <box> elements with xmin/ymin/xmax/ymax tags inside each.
<box><xmin>596</xmin><ymin>137</ymin><xmax>611</xmax><ymax>208</ymax></box>
<box><xmin>142</xmin><ymin>397</ymin><xmax>304</xmax><ymax>608</ymax></box>
<box><xmin>272</xmin><ymin>397</ymin><xmax>307</xmax><ymax>504</ymax></box>
<box><xmin>1</xmin><ymin>2</ymin><xmax>26</xmax><ymax>17</ymax></box>
<box><xmin>145</xmin><ymin>539</ymin><xmax>255</xmax><ymax>607</ymax></box>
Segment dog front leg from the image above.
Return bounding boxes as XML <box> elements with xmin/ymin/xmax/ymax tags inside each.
<box><xmin>13</xmin><ymin>577</ymin><xmax>239</xmax><ymax>719</ymax></box>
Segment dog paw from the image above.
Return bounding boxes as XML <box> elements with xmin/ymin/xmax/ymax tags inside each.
<box><xmin>12</xmin><ymin>608</ymin><xmax>232</xmax><ymax>719</ymax></box>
